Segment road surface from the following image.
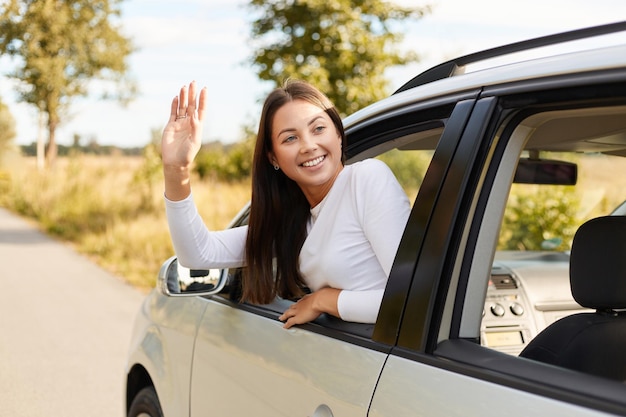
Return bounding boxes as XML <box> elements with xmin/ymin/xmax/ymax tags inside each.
<box><xmin>0</xmin><ymin>208</ymin><xmax>146</xmax><ymax>417</ymax></box>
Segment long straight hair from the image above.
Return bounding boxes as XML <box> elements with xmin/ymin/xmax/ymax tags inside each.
<box><xmin>242</xmin><ymin>80</ymin><xmax>346</xmax><ymax>304</ymax></box>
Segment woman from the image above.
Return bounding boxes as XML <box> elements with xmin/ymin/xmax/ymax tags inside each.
<box><xmin>162</xmin><ymin>79</ymin><xmax>410</xmax><ymax>328</ymax></box>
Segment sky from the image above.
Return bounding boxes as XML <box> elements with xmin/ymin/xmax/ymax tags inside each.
<box><xmin>0</xmin><ymin>0</ymin><xmax>625</xmax><ymax>148</ymax></box>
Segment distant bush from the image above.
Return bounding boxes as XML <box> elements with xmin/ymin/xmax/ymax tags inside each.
<box><xmin>194</xmin><ymin>138</ymin><xmax>254</xmax><ymax>182</ymax></box>
<box><xmin>498</xmin><ymin>185</ymin><xmax>581</xmax><ymax>251</ymax></box>
<box><xmin>131</xmin><ymin>142</ymin><xmax>163</xmax><ymax>212</ymax></box>
<box><xmin>377</xmin><ymin>149</ymin><xmax>432</xmax><ymax>200</ymax></box>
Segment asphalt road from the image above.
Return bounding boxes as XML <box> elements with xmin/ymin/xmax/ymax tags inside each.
<box><xmin>0</xmin><ymin>208</ymin><xmax>146</xmax><ymax>417</ymax></box>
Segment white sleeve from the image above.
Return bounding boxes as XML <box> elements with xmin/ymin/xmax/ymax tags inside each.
<box><xmin>165</xmin><ymin>193</ymin><xmax>247</xmax><ymax>270</ymax></box>
<box><xmin>337</xmin><ymin>289</ymin><xmax>384</xmax><ymax>324</ymax></box>
<box><xmin>337</xmin><ymin>159</ymin><xmax>411</xmax><ymax>323</ymax></box>
<box><xmin>359</xmin><ymin>159</ymin><xmax>411</xmax><ymax>276</ymax></box>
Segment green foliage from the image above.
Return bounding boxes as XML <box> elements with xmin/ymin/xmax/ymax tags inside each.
<box><xmin>194</xmin><ymin>135</ymin><xmax>255</xmax><ymax>182</ymax></box>
<box><xmin>19</xmin><ymin>142</ymin><xmax>144</xmax><ymax>157</ymax></box>
<box><xmin>498</xmin><ymin>185</ymin><xmax>581</xmax><ymax>251</ymax></box>
<box><xmin>248</xmin><ymin>0</ymin><xmax>430</xmax><ymax>115</ymax></box>
<box><xmin>377</xmin><ymin>149</ymin><xmax>431</xmax><ymax>197</ymax></box>
<box><xmin>0</xmin><ymin>0</ymin><xmax>136</xmax><ymax>164</ymax></box>
<box><xmin>132</xmin><ymin>142</ymin><xmax>163</xmax><ymax>212</ymax></box>
<box><xmin>0</xmin><ymin>97</ymin><xmax>16</xmax><ymax>160</ymax></box>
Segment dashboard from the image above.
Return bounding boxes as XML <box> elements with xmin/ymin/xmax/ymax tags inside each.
<box><xmin>481</xmin><ymin>251</ymin><xmax>589</xmax><ymax>355</ymax></box>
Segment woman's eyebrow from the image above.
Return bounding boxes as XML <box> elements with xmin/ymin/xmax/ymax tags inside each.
<box><xmin>307</xmin><ymin>115</ymin><xmax>325</xmax><ymax>126</ymax></box>
<box><xmin>277</xmin><ymin>127</ymin><xmax>296</xmax><ymax>137</ymax></box>
<box><xmin>277</xmin><ymin>115</ymin><xmax>326</xmax><ymax>137</ymax></box>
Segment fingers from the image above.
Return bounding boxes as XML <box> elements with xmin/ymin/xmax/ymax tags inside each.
<box><xmin>279</xmin><ymin>298</ymin><xmax>322</xmax><ymax>329</ymax></box>
<box><xmin>197</xmin><ymin>87</ymin><xmax>208</xmax><ymax>121</ymax></box>
<box><xmin>172</xmin><ymin>81</ymin><xmax>207</xmax><ymax>122</ymax></box>
<box><xmin>281</xmin><ymin>311</ymin><xmax>299</xmax><ymax>329</ymax></box>
<box><xmin>279</xmin><ymin>305</ymin><xmax>295</xmax><ymax>328</ymax></box>
<box><xmin>169</xmin><ymin>96</ymin><xmax>178</xmax><ymax>122</ymax></box>
<box><xmin>188</xmin><ymin>80</ymin><xmax>197</xmax><ymax>111</ymax></box>
<box><xmin>178</xmin><ymin>84</ymin><xmax>188</xmax><ymax>118</ymax></box>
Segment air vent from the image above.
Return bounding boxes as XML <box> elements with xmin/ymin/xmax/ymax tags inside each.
<box><xmin>491</xmin><ymin>274</ymin><xmax>518</xmax><ymax>290</ymax></box>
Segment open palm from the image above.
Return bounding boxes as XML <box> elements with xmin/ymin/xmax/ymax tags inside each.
<box><xmin>161</xmin><ymin>81</ymin><xmax>207</xmax><ymax>168</ymax></box>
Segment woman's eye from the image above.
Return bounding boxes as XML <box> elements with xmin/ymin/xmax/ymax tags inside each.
<box><xmin>314</xmin><ymin>125</ymin><xmax>326</xmax><ymax>133</ymax></box>
<box><xmin>282</xmin><ymin>135</ymin><xmax>297</xmax><ymax>143</ymax></box>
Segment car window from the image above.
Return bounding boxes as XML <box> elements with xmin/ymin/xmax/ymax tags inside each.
<box><xmin>453</xmin><ymin>93</ymin><xmax>626</xmax><ymax>384</ymax></box>
<box><xmin>482</xmin><ymin>150</ymin><xmax>626</xmax><ymax>356</ymax></box>
<box><xmin>217</xmin><ymin>113</ymin><xmax>447</xmax><ymax>337</ymax></box>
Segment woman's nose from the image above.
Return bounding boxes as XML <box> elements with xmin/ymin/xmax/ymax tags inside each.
<box><xmin>299</xmin><ymin>134</ymin><xmax>318</xmax><ymax>153</ymax></box>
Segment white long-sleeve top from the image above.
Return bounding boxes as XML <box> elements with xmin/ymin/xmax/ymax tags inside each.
<box><xmin>165</xmin><ymin>158</ymin><xmax>411</xmax><ymax>323</ymax></box>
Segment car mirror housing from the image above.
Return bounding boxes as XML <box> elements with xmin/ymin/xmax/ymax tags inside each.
<box><xmin>514</xmin><ymin>158</ymin><xmax>577</xmax><ymax>185</ymax></box>
<box><xmin>158</xmin><ymin>256</ymin><xmax>227</xmax><ymax>297</ymax></box>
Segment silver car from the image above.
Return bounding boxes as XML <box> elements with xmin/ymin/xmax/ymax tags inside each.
<box><xmin>126</xmin><ymin>22</ymin><xmax>626</xmax><ymax>416</ymax></box>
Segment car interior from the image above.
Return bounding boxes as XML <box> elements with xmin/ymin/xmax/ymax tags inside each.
<box><xmin>459</xmin><ymin>102</ymin><xmax>626</xmax><ymax>384</ymax></box>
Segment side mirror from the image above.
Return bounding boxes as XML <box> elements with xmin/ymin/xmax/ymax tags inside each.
<box><xmin>158</xmin><ymin>256</ymin><xmax>227</xmax><ymax>296</ymax></box>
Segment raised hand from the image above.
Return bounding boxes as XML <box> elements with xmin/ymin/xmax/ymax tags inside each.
<box><xmin>162</xmin><ymin>81</ymin><xmax>207</xmax><ymax>201</ymax></box>
<box><xmin>162</xmin><ymin>81</ymin><xmax>207</xmax><ymax>168</ymax></box>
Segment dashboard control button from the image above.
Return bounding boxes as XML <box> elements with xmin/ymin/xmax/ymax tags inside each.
<box><xmin>510</xmin><ymin>303</ymin><xmax>524</xmax><ymax>316</ymax></box>
<box><xmin>490</xmin><ymin>304</ymin><xmax>505</xmax><ymax>317</ymax></box>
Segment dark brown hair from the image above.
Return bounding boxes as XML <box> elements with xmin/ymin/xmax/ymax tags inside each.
<box><xmin>242</xmin><ymin>80</ymin><xmax>346</xmax><ymax>304</ymax></box>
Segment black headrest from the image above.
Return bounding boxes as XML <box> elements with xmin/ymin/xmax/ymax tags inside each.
<box><xmin>570</xmin><ymin>216</ymin><xmax>626</xmax><ymax>309</ymax></box>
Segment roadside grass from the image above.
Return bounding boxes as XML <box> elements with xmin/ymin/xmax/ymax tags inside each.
<box><xmin>0</xmin><ymin>154</ymin><xmax>250</xmax><ymax>290</ymax></box>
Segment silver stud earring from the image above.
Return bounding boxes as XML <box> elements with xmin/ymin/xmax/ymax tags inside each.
<box><xmin>273</xmin><ymin>164</ymin><xmax>280</xmax><ymax>171</ymax></box>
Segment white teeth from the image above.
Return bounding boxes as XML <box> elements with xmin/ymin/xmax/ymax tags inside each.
<box><xmin>302</xmin><ymin>156</ymin><xmax>324</xmax><ymax>167</ymax></box>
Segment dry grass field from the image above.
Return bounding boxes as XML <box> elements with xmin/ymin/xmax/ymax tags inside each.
<box><xmin>1</xmin><ymin>154</ymin><xmax>250</xmax><ymax>290</ymax></box>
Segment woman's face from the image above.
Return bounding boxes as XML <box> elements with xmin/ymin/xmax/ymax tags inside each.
<box><xmin>268</xmin><ymin>99</ymin><xmax>343</xmax><ymax>207</ymax></box>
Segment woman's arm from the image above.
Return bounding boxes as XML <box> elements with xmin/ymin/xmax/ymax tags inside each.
<box><xmin>165</xmin><ymin>194</ymin><xmax>247</xmax><ymax>270</ymax></box>
<box><xmin>360</xmin><ymin>159</ymin><xmax>411</xmax><ymax>276</ymax></box>
<box><xmin>278</xmin><ymin>288</ymin><xmax>385</xmax><ymax>328</ymax></box>
<box><xmin>337</xmin><ymin>159</ymin><xmax>411</xmax><ymax>324</ymax></box>
<box><xmin>162</xmin><ymin>81</ymin><xmax>207</xmax><ymax>201</ymax></box>
<box><xmin>161</xmin><ymin>82</ymin><xmax>248</xmax><ymax>270</ymax></box>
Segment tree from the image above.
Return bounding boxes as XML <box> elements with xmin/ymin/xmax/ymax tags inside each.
<box><xmin>0</xmin><ymin>97</ymin><xmax>16</xmax><ymax>160</ymax></box>
<box><xmin>0</xmin><ymin>0</ymin><xmax>136</xmax><ymax>167</ymax></box>
<box><xmin>194</xmin><ymin>125</ymin><xmax>256</xmax><ymax>182</ymax></box>
<box><xmin>248</xmin><ymin>0</ymin><xmax>430</xmax><ymax>115</ymax></box>
<box><xmin>498</xmin><ymin>185</ymin><xmax>581</xmax><ymax>252</ymax></box>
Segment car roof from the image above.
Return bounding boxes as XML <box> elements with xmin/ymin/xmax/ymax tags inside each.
<box><xmin>343</xmin><ymin>21</ymin><xmax>626</xmax><ymax>131</ymax></box>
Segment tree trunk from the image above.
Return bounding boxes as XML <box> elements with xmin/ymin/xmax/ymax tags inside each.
<box><xmin>45</xmin><ymin>121</ymin><xmax>58</xmax><ymax>167</ymax></box>
<box><xmin>36</xmin><ymin>111</ymin><xmax>45</xmax><ymax>171</ymax></box>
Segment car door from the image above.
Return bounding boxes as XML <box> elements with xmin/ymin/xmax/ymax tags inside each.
<box><xmin>189</xmin><ymin>298</ymin><xmax>388</xmax><ymax>417</ymax></box>
<box><xmin>370</xmin><ymin>77</ymin><xmax>626</xmax><ymax>416</ymax></box>
<box><xmin>186</xmin><ymin>94</ymin><xmax>476</xmax><ymax>417</ymax></box>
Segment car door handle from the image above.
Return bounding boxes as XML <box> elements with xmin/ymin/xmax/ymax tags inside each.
<box><xmin>312</xmin><ymin>404</ymin><xmax>333</xmax><ymax>417</ymax></box>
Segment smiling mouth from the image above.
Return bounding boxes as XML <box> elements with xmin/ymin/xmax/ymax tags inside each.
<box><xmin>301</xmin><ymin>155</ymin><xmax>325</xmax><ymax>167</ymax></box>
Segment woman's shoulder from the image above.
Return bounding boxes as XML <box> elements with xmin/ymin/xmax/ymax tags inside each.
<box><xmin>348</xmin><ymin>158</ymin><xmax>393</xmax><ymax>178</ymax></box>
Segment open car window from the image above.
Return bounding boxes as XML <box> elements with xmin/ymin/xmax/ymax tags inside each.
<box><xmin>216</xmin><ymin>107</ymin><xmax>450</xmax><ymax>337</ymax></box>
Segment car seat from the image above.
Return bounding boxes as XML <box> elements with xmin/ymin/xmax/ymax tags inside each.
<box><xmin>519</xmin><ymin>215</ymin><xmax>626</xmax><ymax>382</ymax></box>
